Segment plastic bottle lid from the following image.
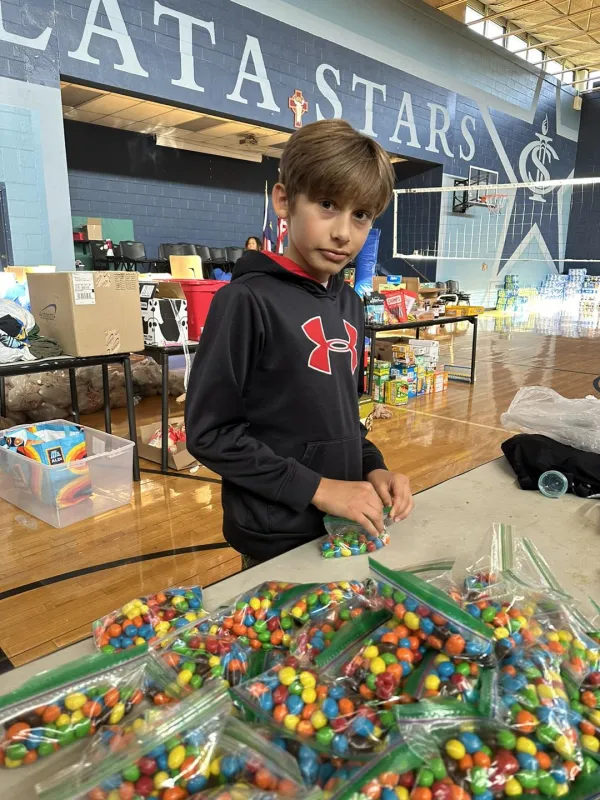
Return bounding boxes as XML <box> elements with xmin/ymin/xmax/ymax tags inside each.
<box><xmin>538</xmin><ymin>470</ymin><xmax>569</xmax><ymax>499</ymax></box>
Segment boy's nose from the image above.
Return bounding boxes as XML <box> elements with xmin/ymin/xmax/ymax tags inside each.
<box><xmin>330</xmin><ymin>215</ymin><xmax>352</xmax><ymax>244</ymax></box>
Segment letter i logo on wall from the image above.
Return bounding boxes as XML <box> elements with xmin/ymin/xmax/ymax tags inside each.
<box><xmin>302</xmin><ymin>317</ymin><xmax>358</xmax><ymax>375</ymax></box>
<box><xmin>519</xmin><ymin>115</ymin><xmax>559</xmax><ymax>202</ymax></box>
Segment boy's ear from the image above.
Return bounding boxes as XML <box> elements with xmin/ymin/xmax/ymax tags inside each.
<box><xmin>272</xmin><ymin>183</ymin><xmax>289</xmax><ymax>219</ymax></box>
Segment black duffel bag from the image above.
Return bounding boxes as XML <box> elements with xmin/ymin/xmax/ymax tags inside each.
<box><xmin>502</xmin><ymin>433</ymin><xmax>600</xmax><ymax>498</ymax></box>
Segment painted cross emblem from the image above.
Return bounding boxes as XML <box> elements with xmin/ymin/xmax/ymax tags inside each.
<box><xmin>289</xmin><ymin>89</ymin><xmax>308</xmax><ymax>128</ymax></box>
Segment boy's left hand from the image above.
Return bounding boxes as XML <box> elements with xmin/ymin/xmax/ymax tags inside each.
<box><xmin>366</xmin><ymin>469</ymin><xmax>414</xmax><ymax>523</ymax></box>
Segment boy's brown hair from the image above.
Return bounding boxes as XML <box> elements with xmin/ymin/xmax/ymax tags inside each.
<box><xmin>279</xmin><ymin>119</ymin><xmax>395</xmax><ymax>219</ymax></box>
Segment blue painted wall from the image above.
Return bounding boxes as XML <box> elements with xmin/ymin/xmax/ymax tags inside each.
<box><xmin>65</xmin><ymin>121</ymin><xmax>278</xmax><ymax>255</ymax></box>
<box><xmin>0</xmin><ymin>103</ymin><xmax>51</xmax><ymax>265</ymax></box>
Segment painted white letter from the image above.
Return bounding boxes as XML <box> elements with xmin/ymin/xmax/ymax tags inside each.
<box><xmin>0</xmin><ymin>1</ymin><xmax>51</xmax><ymax>49</ymax></box>
<box><xmin>69</xmin><ymin>0</ymin><xmax>148</xmax><ymax>77</ymax></box>
<box><xmin>459</xmin><ymin>115</ymin><xmax>476</xmax><ymax>161</ymax></box>
<box><xmin>426</xmin><ymin>102</ymin><xmax>453</xmax><ymax>157</ymax></box>
<box><xmin>316</xmin><ymin>63</ymin><xmax>342</xmax><ymax>120</ymax></box>
<box><xmin>154</xmin><ymin>2</ymin><xmax>215</xmax><ymax>92</ymax></box>
<box><xmin>389</xmin><ymin>91</ymin><xmax>420</xmax><ymax>148</ymax></box>
<box><xmin>351</xmin><ymin>74</ymin><xmax>386</xmax><ymax>138</ymax></box>
<box><xmin>226</xmin><ymin>35</ymin><xmax>280</xmax><ymax>111</ymax></box>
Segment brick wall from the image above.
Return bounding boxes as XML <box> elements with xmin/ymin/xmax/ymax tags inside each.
<box><xmin>0</xmin><ymin>103</ymin><xmax>51</xmax><ymax>265</ymax></box>
<box><xmin>65</xmin><ymin>121</ymin><xmax>279</xmax><ymax>256</ymax></box>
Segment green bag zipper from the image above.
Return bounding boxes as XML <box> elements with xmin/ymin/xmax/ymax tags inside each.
<box><xmin>404</xmin><ymin>559</ymin><xmax>455</xmax><ymax>577</ymax></box>
<box><xmin>38</xmin><ymin>682</ymin><xmax>232</xmax><ymax>800</ymax></box>
<box><xmin>369</xmin><ymin>558</ymin><xmax>494</xmax><ymax>642</ymax></box>
<box><xmin>273</xmin><ymin>583</ymin><xmax>321</xmax><ymax>610</ymax></box>
<box><xmin>520</xmin><ymin>537</ymin><xmax>571</xmax><ymax>597</ymax></box>
<box><xmin>394</xmin><ymin>700</ymin><xmax>482</xmax><ymax>723</ymax></box>
<box><xmin>0</xmin><ymin>644</ymin><xmax>148</xmax><ymax>717</ymax></box>
<box><xmin>331</xmin><ymin>742</ymin><xmax>422</xmax><ymax>800</ymax></box>
<box><xmin>314</xmin><ymin>608</ymin><xmax>391</xmax><ymax>671</ymax></box>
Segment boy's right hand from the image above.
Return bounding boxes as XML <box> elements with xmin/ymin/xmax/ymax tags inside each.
<box><xmin>312</xmin><ymin>478</ymin><xmax>384</xmax><ymax>537</ymax></box>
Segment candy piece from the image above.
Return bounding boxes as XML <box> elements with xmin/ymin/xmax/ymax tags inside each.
<box><xmin>321</xmin><ymin>514</ymin><xmax>392</xmax><ymax>559</ymax></box>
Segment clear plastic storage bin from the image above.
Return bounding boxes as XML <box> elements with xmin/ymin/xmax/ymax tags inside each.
<box><xmin>0</xmin><ymin>420</ymin><xmax>134</xmax><ymax>528</ymax></box>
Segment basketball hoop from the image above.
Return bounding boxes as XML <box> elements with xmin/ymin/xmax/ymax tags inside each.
<box><xmin>480</xmin><ymin>194</ymin><xmax>508</xmax><ymax>215</ymax></box>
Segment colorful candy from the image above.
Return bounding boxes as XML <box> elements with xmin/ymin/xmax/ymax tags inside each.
<box><xmin>322</xmin><ymin>514</ymin><xmax>390</xmax><ymax>558</ymax></box>
<box><xmin>404</xmin><ymin>652</ymin><xmax>484</xmax><ymax>707</ymax></box>
<box><xmin>235</xmin><ymin>656</ymin><xmax>394</xmax><ymax>759</ymax></box>
<box><xmin>292</xmin><ymin>602</ymin><xmax>367</xmax><ymax>661</ymax></box>
<box><xmin>282</xmin><ymin>582</ymin><xmax>367</xmax><ymax>626</ymax></box>
<box><xmin>94</xmin><ymin>586</ymin><xmax>206</xmax><ymax>653</ymax></box>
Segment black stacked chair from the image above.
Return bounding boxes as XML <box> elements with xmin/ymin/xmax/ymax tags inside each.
<box><xmin>159</xmin><ymin>243</ymin><xmax>184</xmax><ymax>259</ymax></box>
<box><xmin>178</xmin><ymin>243</ymin><xmax>199</xmax><ymax>255</ymax></box>
<box><xmin>226</xmin><ymin>246</ymin><xmax>244</xmax><ymax>266</ymax></box>
<box><xmin>119</xmin><ymin>241</ymin><xmax>146</xmax><ymax>261</ymax></box>
<box><xmin>209</xmin><ymin>247</ymin><xmax>228</xmax><ymax>266</ymax></box>
<box><xmin>89</xmin><ymin>241</ymin><xmax>108</xmax><ymax>269</ymax></box>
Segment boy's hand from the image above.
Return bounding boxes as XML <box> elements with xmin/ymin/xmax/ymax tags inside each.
<box><xmin>312</xmin><ymin>478</ymin><xmax>384</xmax><ymax>537</ymax></box>
<box><xmin>366</xmin><ymin>469</ymin><xmax>414</xmax><ymax>523</ymax></box>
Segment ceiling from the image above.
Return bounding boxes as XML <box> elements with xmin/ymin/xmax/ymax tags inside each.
<box><xmin>426</xmin><ymin>0</ymin><xmax>600</xmax><ymax>81</ymax></box>
<box><xmin>61</xmin><ymin>83</ymin><xmax>291</xmax><ymax>162</ymax></box>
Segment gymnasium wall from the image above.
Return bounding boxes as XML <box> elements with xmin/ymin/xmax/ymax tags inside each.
<box><xmin>65</xmin><ymin>121</ymin><xmax>279</xmax><ymax>256</ymax></box>
<box><xmin>0</xmin><ymin>0</ymin><xmax>583</xmax><ymax>288</ymax></box>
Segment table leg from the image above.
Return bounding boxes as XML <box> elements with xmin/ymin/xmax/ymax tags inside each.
<box><xmin>69</xmin><ymin>369</ymin><xmax>80</xmax><ymax>423</ymax></box>
<box><xmin>367</xmin><ymin>329</ymin><xmax>376</xmax><ymax>395</ymax></box>
<box><xmin>161</xmin><ymin>351</ymin><xmax>169</xmax><ymax>474</ymax></box>
<box><xmin>123</xmin><ymin>356</ymin><xmax>140</xmax><ymax>481</ymax></box>
<box><xmin>102</xmin><ymin>363</ymin><xmax>112</xmax><ymax>433</ymax></box>
<box><xmin>0</xmin><ymin>377</ymin><xmax>6</xmax><ymax>419</ymax></box>
<box><xmin>470</xmin><ymin>316</ymin><xmax>478</xmax><ymax>384</ymax></box>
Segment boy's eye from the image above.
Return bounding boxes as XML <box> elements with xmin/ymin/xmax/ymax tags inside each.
<box><xmin>320</xmin><ymin>200</ymin><xmax>334</xmax><ymax>210</ymax></box>
<box><xmin>354</xmin><ymin>210</ymin><xmax>373</xmax><ymax>222</ymax></box>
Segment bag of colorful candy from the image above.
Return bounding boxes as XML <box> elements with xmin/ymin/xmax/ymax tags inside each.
<box><xmin>266</xmin><ymin>732</ymin><xmax>362</xmax><ymax>790</ymax></box>
<box><xmin>327</xmin><ymin>740</ymin><xmax>423</xmax><ymax>800</ymax></box>
<box><xmin>36</xmin><ymin>682</ymin><xmax>232</xmax><ymax>800</ymax></box>
<box><xmin>194</xmin><ymin>582</ymin><xmax>298</xmax><ymax>651</ymax></box>
<box><xmin>152</xmin><ymin>618</ymin><xmax>252</xmax><ymax>696</ymax></box>
<box><xmin>275</xmin><ymin>582</ymin><xmax>369</xmax><ymax>627</ymax></box>
<box><xmin>0</xmin><ymin>645</ymin><xmax>155</xmax><ymax>769</ymax></box>
<box><xmin>232</xmin><ymin>654</ymin><xmax>396</xmax><ymax>761</ymax></box>
<box><xmin>393</xmin><ymin>711</ymin><xmax>596</xmax><ymax>799</ymax></box>
<box><xmin>563</xmin><ymin>668</ymin><xmax>600</xmax><ymax>763</ymax></box>
<box><xmin>369</xmin><ymin>558</ymin><xmax>496</xmax><ymax>666</ymax></box>
<box><xmin>321</xmin><ymin>510</ymin><xmax>391</xmax><ymax>558</ymax></box>
<box><xmin>290</xmin><ymin>596</ymin><xmax>372</xmax><ymax>662</ymax></box>
<box><xmin>314</xmin><ymin>608</ymin><xmax>419</xmax><ymax>704</ymax></box>
<box><xmin>93</xmin><ymin>585</ymin><xmax>207</xmax><ymax>653</ymax></box>
<box><xmin>402</xmin><ymin>651</ymin><xmax>495</xmax><ymax>716</ymax></box>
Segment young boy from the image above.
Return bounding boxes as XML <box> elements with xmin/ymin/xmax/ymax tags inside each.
<box><xmin>185</xmin><ymin>119</ymin><xmax>414</xmax><ymax>568</ymax></box>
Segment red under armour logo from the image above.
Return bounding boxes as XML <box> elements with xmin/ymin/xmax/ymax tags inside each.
<box><xmin>302</xmin><ymin>316</ymin><xmax>358</xmax><ymax>375</ymax></box>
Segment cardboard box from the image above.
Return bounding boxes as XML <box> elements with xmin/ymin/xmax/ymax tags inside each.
<box><xmin>467</xmin><ymin>306</ymin><xmax>485</xmax><ymax>315</ymax></box>
<box><xmin>444</xmin><ymin>364</ymin><xmax>472</xmax><ymax>382</ymax></box>
<box><xmin>434</xmin><ymin>370</ymin><xmax>449</xmax><ymax>392</ymax></box>
<box><xmin>138</xmin><ymin>417</ymin><xmax>197</xmax><ymax>471</ymax></box>
<box><xmin>373</xmin><ymin>374</ymin><xmax>389</xmax><ymax>403</ymax></box>
<box><xmin>27</xmin><ymin>271</ymin><xmax>144</xmax><ymax>357</ymax></box>
<box><xmin>170</xmin><ymin>255</ymin><xmax>203</xmax><ymax>279</ymax></box>
<box><xmin>7</xmin><ymin>266</ymin><xmax>55</xmax><ymax>283</ymax></box>
<box><xmin>373</xmin><ymin>360</ymin><xmax>391</xmax><ymax>377</ymax></box>
<box><xmin>140</xmin><ymin>281</ymin><xmax>188</xmax><ymax>346</ymax></box>
<box><xmin>359</xmin><ymin>395</ymin><xmax>375</xmax><ymax>430</ymax></box>
<box><xmin>373</xmin><ymin>337</ymin><xmax>405</xmax><ymax>362</ymax></box>
<box><xmin>386</xmin><ymin>378</ymin><xmax>408</xmax><ymax>406</ymax></box>
<box><xmin>83</xmin><ymin>218</ymin><xmax>103</xmax><ymax>241</ymax></box>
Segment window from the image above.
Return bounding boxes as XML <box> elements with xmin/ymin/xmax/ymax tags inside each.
<box><xmin>562</xmin><ymin>70</ymin><xmax>574</xmax><ymax>85</ymax></box>
<box><xmin>507</xmin><ymin>35</ymin><xmax>527</xmax><ymax>58</ymax></box>
<box><xmin>527</xmin><ymin>48</ymin><xmax>543</xmax><ymax>65</ymax></box>
<box><xmin>485</xmin><ymin>19</ymin><xmax>505</xmax><ymax>44</ymax></box>
<box><xmin>465</xmin><ymin>6</ymin><xmax>485</xmax><ymax>35</ymax></box>
<box><xmin>545</xmin><ymin>60</ymin><xmax>563</xmax><ymax>75</ymax></box>
<box><xmin>588</xmin><ymin>70</ymin><xmax>600</xmax><ymax>90</ymax></box>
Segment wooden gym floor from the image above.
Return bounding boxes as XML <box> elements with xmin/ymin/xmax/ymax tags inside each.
<box><xmin>0</xmin><ymin>313</ymin><xmax>599</xmax><ymax>669</ymax></box>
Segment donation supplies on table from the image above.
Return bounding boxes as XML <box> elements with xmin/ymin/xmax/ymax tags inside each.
<box><xmin>2</xmin><ymin>524</ymin><xmax>600</xmax><ymax>800</ymax></box>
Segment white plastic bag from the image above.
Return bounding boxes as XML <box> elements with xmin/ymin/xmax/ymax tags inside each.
<box><xmin>501</xmin><ymin>386</ymin><xmax>600</xmax><ymax>454</ymax></box>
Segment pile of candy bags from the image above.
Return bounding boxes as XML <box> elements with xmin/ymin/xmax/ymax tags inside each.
<box><xmin>2</xmin><ymin>523</ymin><xmax>600</xmax><ymax>800</ymax></box>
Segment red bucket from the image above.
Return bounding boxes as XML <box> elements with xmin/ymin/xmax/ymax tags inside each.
<box><xmin>166</xmin><ymin>279</ymin><xmax>227</xmax><ymax>341</ymax></box>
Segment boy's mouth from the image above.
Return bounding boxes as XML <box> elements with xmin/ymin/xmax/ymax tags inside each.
<box><xmin>318</xmin><ymin>249</ymin><xmax>349</xmax><ymax>264</ymax></box>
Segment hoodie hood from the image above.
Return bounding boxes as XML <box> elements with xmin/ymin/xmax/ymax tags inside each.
<box><xmin>232</xmin><ymin>250</ymin><xmax>345</xmax><ymax>298</ymax></box>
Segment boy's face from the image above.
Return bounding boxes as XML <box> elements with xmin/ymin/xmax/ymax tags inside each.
<box><xmin>273</xmin><ymin>187</ymin><xmax>374</xmax><ymax>282</ymax></box>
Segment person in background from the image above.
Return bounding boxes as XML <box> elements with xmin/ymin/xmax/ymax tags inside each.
<box><xmin>245</xmin><ymin>236</ymin><xmax>262</xmax><ymax>251</ymax></box>
<box><xmin>186</xmin><ymin>119</ymin><xmax>414</xmax><ymax>570</ymax></box>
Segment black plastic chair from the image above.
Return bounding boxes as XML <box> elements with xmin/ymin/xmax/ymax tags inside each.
<box><xmin>119</xmin><ymin>241</ymin><xmax>146</xmax><ymax>260</ymax></box>
<box><xmin>89</xmin><ymin>241</ymin><xmax>108</xmax><ymax>269</ymax></box>
<box><xmin>209</xmin><ymin>247</ymin><xmax>228</xmax><ymax>266</ymax></box>
<box><xmin>159</xmin><ymin>243</ymin><xmax>184</xmax><ymax>259</ymax></box>
<box><xmin>176</xmin><ymin>243</ymin><xmax>199</xmax><ymax>256</ymax></box>
<box><xmin>226</xmin><ymin>246</ymin><xmax>244</xmax><ymax>266</ymax></box>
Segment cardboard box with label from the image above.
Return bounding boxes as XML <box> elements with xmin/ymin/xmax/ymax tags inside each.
<box><xmin>140</xmin><ymin>282</ymin><xmax>188</xmax><ymax>346</ymax></box>
<box><xmin>27</xmin><ymin>272</ymin><xmax>144</xmax><ymax>357</ymax></box>
<box><xmin>83</xmin><ymin>218</ymin><xmax>103</xmax><ymax>241</ymax></box>
<box><xmin>138</xmin><ymin>417</ymin><xmax>197</xmax><ymax>471</ymax></box>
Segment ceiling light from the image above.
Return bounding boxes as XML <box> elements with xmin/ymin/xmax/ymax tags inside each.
<box><xmin>156</xmin><ymin>135</ymin><xmax>263</xmax><ymax>162</ymax></box>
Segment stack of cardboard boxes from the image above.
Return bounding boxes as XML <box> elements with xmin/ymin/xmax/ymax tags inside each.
<box><xmin>372</xmin><ymin>341</ymin><xmax>448</xmax><ymax>406</ymax></box>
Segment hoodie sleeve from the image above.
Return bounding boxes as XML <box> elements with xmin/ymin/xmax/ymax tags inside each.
<box><xmin>357</xmin><ymin>321</ymin><xmax>388</xmax><ymax>477</ymax></box>
<box><xmin>185</xmin><ymin>283</ymin><xmax>322</xmax><ymax>512</ymax></box>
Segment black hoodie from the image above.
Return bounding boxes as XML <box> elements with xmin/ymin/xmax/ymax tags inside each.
<box><xmin>185</xmin><ymin>250</ymin><xmax>387</xmax><ymax>560</ymax></box>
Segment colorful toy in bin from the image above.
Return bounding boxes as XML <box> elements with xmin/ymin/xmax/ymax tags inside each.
<box><xmin>321</xmin><ymin>512</ymin><xmax>391</xmax><ymax>558</ymax></box>
<box><xmin>93</xmin><ymin>586</ymin><xmax>206</xmax><ymax>653</ymax></box>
